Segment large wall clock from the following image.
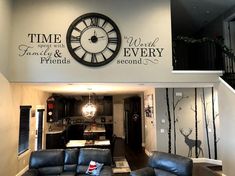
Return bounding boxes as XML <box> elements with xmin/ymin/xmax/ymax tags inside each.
<box><xmin>66</xmin><ymin>13</ymin><xmax>121</xmax><ymax>67</ymax></box>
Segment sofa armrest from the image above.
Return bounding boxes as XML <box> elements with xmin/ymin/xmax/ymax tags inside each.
<box><xmin>22</xmin><ymin>169</ymin><xmax>39</xmax><ymax>176</ymax></box>
<box><xmin>130</xmin><ymin>167</ymin><xmax>155</xmax><ymax>176</ymax></box>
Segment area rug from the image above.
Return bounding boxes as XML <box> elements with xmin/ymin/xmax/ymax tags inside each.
<box><xmin>112</xmin><ymin>157</ymin><xmax>131</xmax><ymax>174</ymax></box>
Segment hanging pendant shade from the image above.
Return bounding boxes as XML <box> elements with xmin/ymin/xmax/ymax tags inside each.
<box><xmin>82</xmin><ymin>93</ymin><xmax>96</xmax><ymax>119</ymax></box>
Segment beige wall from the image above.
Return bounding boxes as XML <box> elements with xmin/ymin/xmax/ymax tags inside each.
<box><xmin>0</xmin><ymin>73</ymin><xmax>49</xmax><ymax>176</ymax></box>
<box><xmin>0</xmin><ymin>0</ymin><xmax>12</xmax><ymax>77</ymax></box>
<box><xmin>0</xmin><ymin>74</ymin><xmax>17</xmax><ymax>176</ymax></box>
<box><xmin>144</xmin><ymin>88</ymin><xmax>157</xmax><ymax>153</ymax></box>
<box><xmin>218</xmin><ymin>80</ymin><xmax>235</xmax><ymax>176</ymax></box>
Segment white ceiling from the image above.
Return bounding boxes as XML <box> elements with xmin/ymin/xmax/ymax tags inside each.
<box><xmin>171</xmin><ymin>0</ymin><xmax>235</xmax><ymax>35</ymax></box>
<box><xmin>19</xmin><ymin>82</ymin><xmax>215</xmax><ymax>95</ymax></box>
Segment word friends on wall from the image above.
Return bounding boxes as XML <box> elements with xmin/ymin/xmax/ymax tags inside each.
<box><xmin>18</xmin><ymin>33</ymin><xmax>70</xmax><ymax>64</ymax></box>
<box><xmin>117</xmin><ymin>36</ymin><xmax>164</xmax><ymax>65</ymax></box>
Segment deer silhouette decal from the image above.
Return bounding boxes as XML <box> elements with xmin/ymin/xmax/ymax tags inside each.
<box><xmin>180</xmin><ymin>128</ymin><xmax>204</xmax><ymax>157</ymax></box>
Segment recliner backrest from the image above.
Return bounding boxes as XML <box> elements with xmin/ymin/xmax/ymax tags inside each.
<box><xmin>148</xmin><ymin>151</ymin><xmax>193</xmax><ymax>176</ymax></box>
<box><xmin>78</xmin><ymin>148</ymin><xmax>112</xmax><ymax>166</ymax></box>
<box><xmin>77</xmin><ymin>148</ymin><xmax>112</xmax><ymax>174</ymax></box>
<box><xmin>29</xmin><ymin>149</ymin><xmax>64</xmax><ymax>175</ymax></box>
<box><xmin>64</xmin><ymin>148</ymin><xmax>79</xmax><ymax>172</ymax></box>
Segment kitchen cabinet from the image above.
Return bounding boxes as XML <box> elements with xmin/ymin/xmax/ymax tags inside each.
<box><xmin>103</xmin><ymin>96</ymin><xmax>113</xmax><ymax>116</ymax></box>
<box><xmin>47</xmin><ymin>95</ymin><xmax>65</xmax><ymax>122</ymax></box>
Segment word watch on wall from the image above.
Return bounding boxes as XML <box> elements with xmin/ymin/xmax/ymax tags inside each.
<box><xmin>66</xmin><ymin>13</ymin><xmax>121</xmax><ymax>67</ymax></box>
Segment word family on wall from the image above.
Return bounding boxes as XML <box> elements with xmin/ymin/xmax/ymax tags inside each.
<box><xmin>18</xmin><ymin>33</ymin><xmax>70</xmax><ymax>65</ymax></box>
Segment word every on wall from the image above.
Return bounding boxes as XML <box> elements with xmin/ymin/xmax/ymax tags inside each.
<box><xmin>117</xmin><ymin>36</ymin><xmax>164</xmax><ymax>65</ymax></box>
<box><xmin>18</xmin><ymin>33</ymin><xmax>70</xmax><ymax>64</ymax></box>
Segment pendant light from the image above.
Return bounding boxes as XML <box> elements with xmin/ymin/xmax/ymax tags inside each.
<box><xmin>82</xmin><ymin>91</ymin><xmax>96</xmax><ymax>119</ymax></box>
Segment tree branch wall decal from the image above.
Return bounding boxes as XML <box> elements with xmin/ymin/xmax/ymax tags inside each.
<box><xmin>166</xmin><ymin>88</ymin><xmax>172</xmax><ymax>153</ymax></box>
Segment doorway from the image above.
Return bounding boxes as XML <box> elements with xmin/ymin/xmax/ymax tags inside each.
<box><xmin>35</xmin><ymin>108</ymin><xmax>45</xmax><ymax>150</ymax></box>
<box><xmin>124</xmin><ymin>96</ymin><xmax>142</xmax><ymax>149</ymax></box>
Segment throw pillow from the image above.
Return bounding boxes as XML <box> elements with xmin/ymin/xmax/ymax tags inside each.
<box><xmin>86</xmin><ymin>160</ymin><xmax>104</xmax><ymax>175</ymax></box>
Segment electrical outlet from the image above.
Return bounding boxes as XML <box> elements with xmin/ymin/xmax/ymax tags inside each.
<box><xmin>160</xmin><ymin>129</ymin><xmax>165</xmax><ymax>133</ymax></box>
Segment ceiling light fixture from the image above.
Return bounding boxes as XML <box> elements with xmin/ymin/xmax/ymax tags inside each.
<box><xmin>82</xmin><ymin>90</ymin><xmax>96</xmax><ymax>119</ymax></box>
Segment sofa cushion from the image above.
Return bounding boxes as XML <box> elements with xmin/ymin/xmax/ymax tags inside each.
<box><xmin>60</xmin><ymin>172</ymin><xmax>76</xmax><ymax>176</ymax></box>
<box><xmin>38</xmin><ymin>166</ymin><xmax>63</xmax><ymax>175</ymax></box>
<box><xmin>99</xmin><ymin>166</ymin><xmax>113</xmax><ymax>175</ymax></box>
<box><xmin>64</xmin><ymin>149</ymin><xmax>79</xmax><ymax>172</ymax></box>
<box><xmin>78</xmin><ymin>148</ymin><xmax>112</xmax><ymax>166</ymax></box>
<box><xmin>77</xmin><ymin>165</ymin><xmax>112</xmax><ymax>175</ymax></box>
<box><xmin>77</xmin><ymin>165</ymin><xmax>88</xmax><ymax>174</ymax></box>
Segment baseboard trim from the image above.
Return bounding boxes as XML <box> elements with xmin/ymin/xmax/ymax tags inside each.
<box><xmin>192</xmin><ymin>158</ymin><xmax>222</xmax><ymax>165</ymax></box>
<box><xmin>16</xmin><ymin>165</ymin><xmax>28</xmax><ymax>176</ymax></box>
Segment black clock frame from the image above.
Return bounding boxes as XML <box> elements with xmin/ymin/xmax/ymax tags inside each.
<box><xmin>66</xmin><ymin>13</ymin><xmax>121</xmax><ymax>67</ymax></box>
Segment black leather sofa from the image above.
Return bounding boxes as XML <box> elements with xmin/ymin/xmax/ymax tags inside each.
<box><xmin>130</xmin><ymin>151</ymin><xmax>193</xmax><ymax>176</ymax></box>
<box><xmin>22</xmin><ymin>148</ymin><xmax>112</xmax><ymax>176</ymax></box>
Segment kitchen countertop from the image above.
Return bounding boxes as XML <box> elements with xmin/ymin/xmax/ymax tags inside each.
<box><xmin>46</xmin><ymin>130</ymin><xmax>64</xmax><ymax>134</ymax></box>
<box><xmin>84</xmin><ymin>124</ymin><xmax>106</xmax><ymax>133</ymax></box>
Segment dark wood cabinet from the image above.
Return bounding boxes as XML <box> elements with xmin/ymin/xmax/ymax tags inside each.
<box><xmin>47</xmin><ymin>95</ymin><xmax>65</xmax><ymax>122</ymax></box>
<box><xmin>64</xmin><ymin>98</ymin><xmax>76</xmax><ymax>117</ymax></box>
<box><xmin>103</xmin><ymin>96</ymin><xmax>113</xmax><ymax>116</ymax></box>
<box><xmin>46</xmin><ymin>95</ymin><xmax>113</xmax><ymax>122</ymax></box>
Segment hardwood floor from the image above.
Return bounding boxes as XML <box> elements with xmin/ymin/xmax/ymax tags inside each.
<box><xmin>113</xmin><ymin>137</ymin><xmax>222</xmax><ymax>176</ymax></box>
<box><xmin>113</xmin><ymin>137</ymin><xmax>149</xmax><ymax>170</ymax></box>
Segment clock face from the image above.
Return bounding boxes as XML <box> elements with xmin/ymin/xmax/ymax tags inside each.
<box><xmin>66</xmin><ymin>13</ymin><xmax>121</xmax><ymax>67</ymax></box>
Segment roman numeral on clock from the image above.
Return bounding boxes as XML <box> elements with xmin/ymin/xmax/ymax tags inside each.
<box><xmin>71</xmin><ymin>35</ymin><xmax>81</xmax><ymax>43</ymax></box>
<box><xmin>108</xmin><ymin>37</ymin><xmax>118</xmax><ymax>44</ymax></box>
<box><xmin>90</xmin><ymin>17</ymin><xmax>99</xmax><ymax>26</ymax></box>
<box><xmin>91</xmin><ymin>54</ymin><xmax>98</xmax><ymax>63</ymax></box>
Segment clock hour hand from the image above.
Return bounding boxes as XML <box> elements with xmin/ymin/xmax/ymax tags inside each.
<box><xmin>88</xmin><ymin>35</ymin><xmax>106</xmax><ymax>43</ymax></box>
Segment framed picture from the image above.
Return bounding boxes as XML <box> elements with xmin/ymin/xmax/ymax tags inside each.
<box><xmin>144</xmin><ymin>94</ymin><xmax>153</xmax><ymax>117</ymax></box>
